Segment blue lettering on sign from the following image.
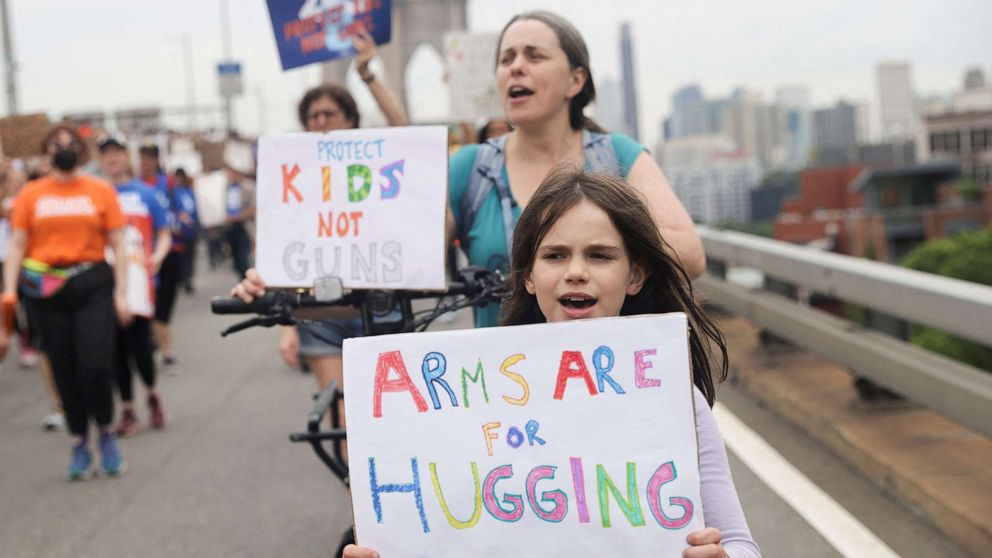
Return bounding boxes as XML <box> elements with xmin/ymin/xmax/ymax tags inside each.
<box><xmin>317</xmin><ymin>139</ymin><xmax>387</xmax><ymax>162</ymax></box>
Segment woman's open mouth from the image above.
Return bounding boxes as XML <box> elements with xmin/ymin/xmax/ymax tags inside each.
<box><xmin>507</xmin><ymin>85</ymin><xmax>534</xmax><ymax>103</ymax></box>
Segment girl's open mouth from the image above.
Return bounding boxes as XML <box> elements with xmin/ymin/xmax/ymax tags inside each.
<box><xmin>559</xmin><ymin>295</ymin><xmax>596</xmax><ymax>310</ymax></box>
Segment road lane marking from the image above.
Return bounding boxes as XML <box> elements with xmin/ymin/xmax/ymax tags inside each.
<box><xmin>713</xmin><ymin>403</ymin><xmax>900</xmax><ymax>558</ymax></box>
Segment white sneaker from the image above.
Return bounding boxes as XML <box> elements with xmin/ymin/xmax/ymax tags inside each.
<box><xmin>19</xmin><ymin>348</ymin><xmax>39</xmax><ymax>368</ymax></box>
<box><xmin>43</xmin><ymin>412</ymin><xmax>64</xmax><ymax>432</ymax></box>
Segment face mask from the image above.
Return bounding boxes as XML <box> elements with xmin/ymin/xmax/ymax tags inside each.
<box><xmin>52</xmin><ymin>148</ymin><xmax>79</xmax><ymax>171</ymax></box>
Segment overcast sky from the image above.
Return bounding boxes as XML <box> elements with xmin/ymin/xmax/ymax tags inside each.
<box><xmin>4</xmin><ymin>0</ymin><xmax>990</xmax><ymax>147</ymax></box>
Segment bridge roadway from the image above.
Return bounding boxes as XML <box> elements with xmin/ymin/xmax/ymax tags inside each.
<box><xmin>0</xmin><ymin>265</ymin><xmax>971</xmax><ymax>558</ymax></box>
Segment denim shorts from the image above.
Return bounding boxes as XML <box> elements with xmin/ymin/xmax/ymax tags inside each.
<box><xmin>297</xmin><ymin>317</ymin><xmax>365</xmax><ymax>357</ymax></box>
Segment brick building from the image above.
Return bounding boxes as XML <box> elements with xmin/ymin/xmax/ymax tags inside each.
<box><xmin>774</xmin><ymin>162</ymin><xmax>990</xmax><ymax>262</ymax></box>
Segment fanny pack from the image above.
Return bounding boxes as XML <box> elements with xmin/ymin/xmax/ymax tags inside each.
<box><xmin>19</xmin><ymin>258</ymin><xmax>96</xmax><ymax>299</ymax></box>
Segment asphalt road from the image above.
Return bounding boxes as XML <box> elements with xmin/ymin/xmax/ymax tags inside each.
<box><xmin>0</xmin><ymin>263</ymin><xmax>970</xmax><ymax>558</ymax></box>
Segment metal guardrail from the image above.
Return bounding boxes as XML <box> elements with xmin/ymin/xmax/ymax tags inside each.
<box><xmin>697</xmin><ymin>227</ymin><xmax>992</xmax><ymax>346</ymax></box>
<box><xmin>696</xmin><ymin>226</ymin><xmax>992</xmax><ymax>437</ymax></box>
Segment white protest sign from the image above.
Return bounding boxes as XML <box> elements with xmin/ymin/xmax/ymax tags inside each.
<box><xmin>194</xmin><ymin>170</ymin><xmax>229</xmax><ymax>228</ymax></box>
<box><xmin>105</xmin><ymin>225</ymin><xmax>154</xmax><ymax>318</ymax></box>
<box><xmin>256</xmin><ymin>126</ymin><xmax>448</xmax><ymax>289</ymax></box>
<box><xmin>223</xmin><ymin>140</ymin><xmax>255</xmax><ymax>175</ymax></box>
<box><xmin>444</xmin><ymin>32</ymin><xmax>501</xmax><ymax>122</ymax></box>
<box><xmin>344</xmin><ymin>313</ymin><xmax>704</xmax><ymax>557</ymax></box>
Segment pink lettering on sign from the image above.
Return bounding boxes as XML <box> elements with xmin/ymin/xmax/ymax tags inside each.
<box><xmin>634</xmin><ymin>349</ymin><xmax>660</xmax><ymax>389</ymax></box>
<box><xmin>646</xmin><ymin>461</ymin><xmax>694</xmax><ymax>529</ymax></box>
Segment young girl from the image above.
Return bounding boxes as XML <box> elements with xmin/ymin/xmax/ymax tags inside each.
<box><xmin>345</xmin><ymin>167</ymin><xmax>761</xmax><ymax>557</ymax></box>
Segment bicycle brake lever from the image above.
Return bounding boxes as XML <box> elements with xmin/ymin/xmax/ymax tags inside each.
<box><xmin>220</xmin><ymin>313</ymin><xmax>294</xmax><ymax>337</ymax></box>
<box><xmin>221</xmin><ymin>317</ymin><xmax>265</xmax><ymax>337</ymax></box>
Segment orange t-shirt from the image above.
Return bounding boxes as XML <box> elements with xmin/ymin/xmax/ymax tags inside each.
<box><xmin>11</xmin><ymin>174</ymin><xmax>125</xmax><ymax>266</ymax></box>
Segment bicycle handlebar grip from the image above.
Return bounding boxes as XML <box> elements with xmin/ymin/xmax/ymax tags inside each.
<box><xmin>210</xmin><ymin>295</ymin><xmax>273</xmax><ymax>315</ymax></box>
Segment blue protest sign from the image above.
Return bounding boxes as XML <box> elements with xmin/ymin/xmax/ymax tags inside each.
<box><xmin>266</xmin><ymin>0</ymin><xmax>392</xmax><ymax>71</ymax></box>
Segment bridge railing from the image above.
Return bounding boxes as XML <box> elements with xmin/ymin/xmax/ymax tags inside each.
<box><xmin>695</xmin><ymin>226</ymin><xmax>992</xmax><ymax>437</ymax></box>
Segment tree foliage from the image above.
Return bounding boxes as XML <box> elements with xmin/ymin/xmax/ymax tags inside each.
<box><xmin>901</xmin><ymin>230</ymin><xmax>992</xmax><ymax>371</ymax></box>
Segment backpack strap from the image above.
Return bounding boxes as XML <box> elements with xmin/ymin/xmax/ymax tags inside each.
<box><xmin>460</xmin><ymin>136</ymin><xmax>514</xmax><ymax>260</ymax></box>
<box><xmin>582</xmin><ymin>129</ymin><xmax>620</xmax><ymax>175</ymax></box>
<box><xmin>458</xmin><ymin>132</ymin><xmax>620</xmax><ymax>263</ymax></box>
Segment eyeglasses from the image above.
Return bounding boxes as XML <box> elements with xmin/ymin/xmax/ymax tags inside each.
<box><xmin>307</xmin><ymin>109</ymin><xmax>340</xmax><ymax>122</ymax></box>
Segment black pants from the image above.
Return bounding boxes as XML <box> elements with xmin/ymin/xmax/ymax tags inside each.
<box><xmin>35</xmin><ymin>263</ymin><xmax>117</xmax><ymax>436</ymax></box>
<box><xmin>180</xmin><ymin>236</ymin><xmax>197</xmax><ymax>285</ymax></box>
<box><xmin>226</xmin><ymin>222</ymin><xmax>250</xmax><ymax>279</ymax></box>
<box><xmin>206</xmin><ymin>227</ymin><xmax>226</xmax><ymax>268</ymax></box>
<box><xmin>116</xmin><ymin>316</ymin><xmax>156</xmax><ymax>402</ymax></box>
<box><xmin>155</xmin><ymin>251</ymin><xmax>182</xmax><ymax>324</ymax></box>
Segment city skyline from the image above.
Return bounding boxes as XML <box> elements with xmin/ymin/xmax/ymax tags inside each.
<box><xmin>0</xmin><ymin>0</ymin><xmax>988</xmax><ymax>149</ymax></box>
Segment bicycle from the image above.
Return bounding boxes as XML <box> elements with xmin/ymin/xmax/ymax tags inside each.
<box><xmin>210</xmin><ymin>266</ymin><xmax>508</xmax><ymax>556</ymax></box>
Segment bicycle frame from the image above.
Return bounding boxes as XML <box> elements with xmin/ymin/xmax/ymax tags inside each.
<box><xmin>212</xmin><ymin>266</ymin><xmax>507</xmax><ymax>487</ymax></box>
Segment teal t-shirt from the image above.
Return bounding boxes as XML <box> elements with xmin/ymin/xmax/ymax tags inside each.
<box><xmin>449</xmin><ymin>132</ymin><xmax>646</xmax><ymax>327</ymax></box>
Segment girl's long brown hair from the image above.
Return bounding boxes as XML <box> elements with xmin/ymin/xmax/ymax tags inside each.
<box><xmin>500</xmin><ymin>165</ymin><xmax>727</xmax><ymax>406</ymax></box>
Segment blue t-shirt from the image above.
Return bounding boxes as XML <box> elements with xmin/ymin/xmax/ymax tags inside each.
<box><xmin>172</xmin><ymin>186</ymin><xmax>198</xmax><ymax>244</ymax></box>
<box><xmin>115</xmin><ymin>180</ymin><xmax>170</xmax><ymax>237</ymax></box>
<box><xmin>114</xmin><ymin>180</ymin><xmax>170</xmax><ymax>303</ymax></box>
<box><xmin>143</xmin><ymin>172</ymin><xmax>171</xmax><ymax>201</ymax></box>
<box><xmin>226</xmin><ymin>183</ymin><xmax>245</xmax><ymax>217</ymax></box>
<box><xmin>448</xmin><ymin>132</ymin><xmax>646</xmax><ymax>327</ymax></box>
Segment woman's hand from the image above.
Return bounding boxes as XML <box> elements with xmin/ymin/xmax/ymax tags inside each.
<box><xmin>351</xmin><ymin>25</ymin><xmax>377</xmax><ymax>80</ymax></box>
<box><xmin>114</xmin><ymin>290</ymin><xmax>133</xmax><ymax>327</ymax></box>
<box><xmin>342</xmin><ymin>544</ymin><xmax>379</xmax><ymax>558</ymax></box>
<box><xmin>683</xmin><ymin>527</ymin><xmax>727</xmax><ymax>558</ymax></box>
<box><xmin>230</xmin><ymin>268</ymin><xmax>267</xmax><ymax>303</ymax></box>
<box><xmin>280</xmin><ymin>326</ymin><xmax>301</xmax><ymax>369</ymax></box>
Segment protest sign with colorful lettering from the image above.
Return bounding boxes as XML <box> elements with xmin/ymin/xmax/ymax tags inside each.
<box><xmin>344</xmin><ymin>313</ymin><xmax>704</xmax><ymax>557</ymax></box>
<box><xmin>266</xmin><ymin>0</ymin><xmax>392</xmax><ymax>70</ymax></box>
<box><xmin>255</xmin><ymin>126</ymin><xmax>447</xmax><ymax>290</ymax></box>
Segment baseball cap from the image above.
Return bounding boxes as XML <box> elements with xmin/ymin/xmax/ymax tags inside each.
<box><xmin>97</xmin><ymin>133</ymin><xmax>128</xmax><ymax>152</ymax></box>
<box><xmin>138</xmin><ymin>143</ymin><xmax>160</xmax><ymax>157</ymax></box>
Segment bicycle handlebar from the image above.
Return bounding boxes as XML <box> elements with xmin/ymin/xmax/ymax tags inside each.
<box><xmin>220</xmin><ymin>266</ymin><xmax>508</xmax><ymax>484</ymax></box>
<box><xmin>210</xmin><ymin>266</ymin><xmax>506</xmax><ymax>318</ymax></box>
<box><xmin>209</xmin><ymin>290</ymin><xmax>363</xmax><ymax>315</ymax></box>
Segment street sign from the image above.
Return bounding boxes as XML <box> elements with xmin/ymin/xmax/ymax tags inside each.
<box><xmin>218</xmin><ymin>62</ymin><xmax>243</xmax><ymax>98</ymax></box>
